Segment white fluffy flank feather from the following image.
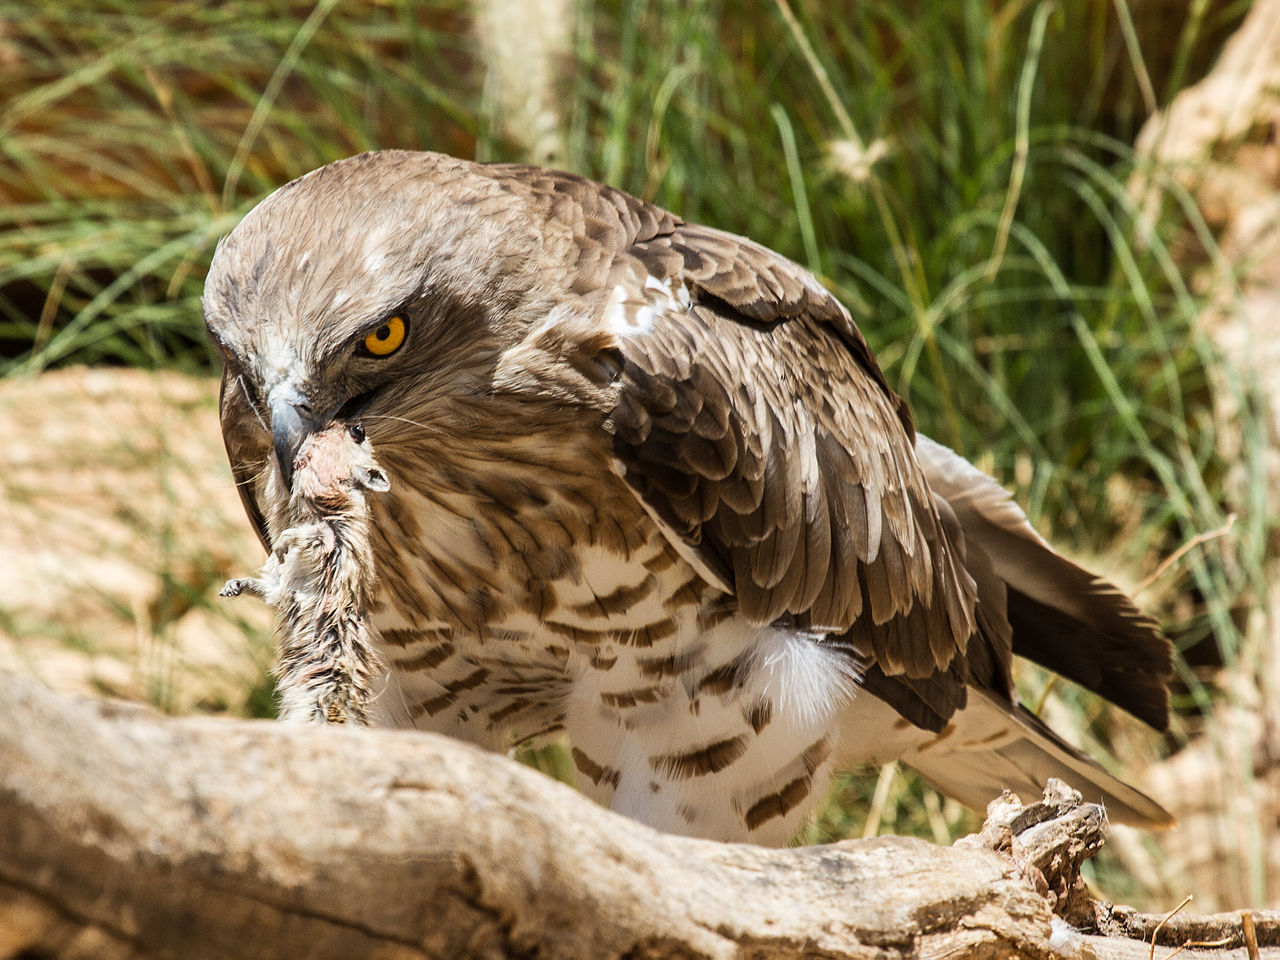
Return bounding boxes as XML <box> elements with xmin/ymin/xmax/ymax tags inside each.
<box><xmin>748</xmin><ymin>627</ymin><xmax>862</xmax><ymax>730</ymax></box>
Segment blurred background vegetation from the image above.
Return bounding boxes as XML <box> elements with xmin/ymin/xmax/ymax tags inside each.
<box><xmin>1</xmin><ymin>0</ymin><xmax>1274</xmax><ymax>911</ymax></box>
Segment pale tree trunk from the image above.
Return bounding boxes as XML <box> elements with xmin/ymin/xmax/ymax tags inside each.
<box><xmin>2</xmin><ymin>672</ymin><xmax>1278</xmax><ymax>960</ymax></box>
<box><xmin>473</xmin><ymin>0</ymin><xmax>572</xmax><ymax>165</ymax></box>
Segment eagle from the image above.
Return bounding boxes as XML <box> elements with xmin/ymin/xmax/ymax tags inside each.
<box><xmin>204</xmin><ymin>150</ymin><xmax>1174</xmax><ymax>845</ymax></box>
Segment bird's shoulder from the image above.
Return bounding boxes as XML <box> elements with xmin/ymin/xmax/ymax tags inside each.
<box><xmin>488</xmin><ymin>181</ymin><xmax>981</xmax><ymax>682</ymax></box>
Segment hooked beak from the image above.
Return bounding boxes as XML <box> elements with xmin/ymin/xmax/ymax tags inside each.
<box><xmin>269</xmin><ymin>383</ymin><xmax>321</xmax><ymax>487</ymax></box>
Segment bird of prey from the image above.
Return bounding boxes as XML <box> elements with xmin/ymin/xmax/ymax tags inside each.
<box><xmin>205</xmin><ymin>150</ymin><xmax>1174</xmax><ymax>845</ymax></box>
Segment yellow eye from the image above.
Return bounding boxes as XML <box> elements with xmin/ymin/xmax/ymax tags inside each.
<box><xmin>362</xmin><ymin>316</ymin><xmax>406</xmax><ymax>357</ymax></box>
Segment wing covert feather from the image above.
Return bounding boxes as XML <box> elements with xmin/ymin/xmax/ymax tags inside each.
<box><xmin>606</xmin><ymin>226</ymin><xmax>978</xmax><ymax>679</ymax></box>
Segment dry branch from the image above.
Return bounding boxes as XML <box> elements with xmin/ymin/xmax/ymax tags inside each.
<box><xmin>0</xmin><ymin>671</ymin><xmax>1276</xmax><ymax>960</ymax></box>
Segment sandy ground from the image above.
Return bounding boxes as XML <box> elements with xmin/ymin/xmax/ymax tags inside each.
<box><xmin>0</xmin><ymin>366</ymin><xmax>271</xmax><ymax>715</ymax></box>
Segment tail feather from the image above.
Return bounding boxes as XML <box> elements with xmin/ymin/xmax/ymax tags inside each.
<box><xmin>915</xmin><ymin>434</ymin><xmax>1174</xmax><ymax>730</ymax></box>
<box><xmin>900</xmin><ymin>689</ymin><xmax>1174</xmax><ymax>828</ymax></box>
<box><xmin>841</xmin><ymin>436</ymin><xmax>1175</xmax><ymax>826</ymax></box>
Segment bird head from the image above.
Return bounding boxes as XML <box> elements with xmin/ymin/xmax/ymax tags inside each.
<box><xmin>203</xmin><ymin>151</ymin><xmax>557</xmax><ymax>486</ymax></box>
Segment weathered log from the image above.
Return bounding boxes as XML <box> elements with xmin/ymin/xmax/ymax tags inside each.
<box><xmin>957</xmin><ymin>779</ymin><xmax>1107</xmax><ymax>929</ymax></box>
<box><xmin>0</xmin><ymin>671</ymin><xmax>1053</xmax><ymax>960</ymax></box>
<box><xmin>1</xmin><ymin>672</ymin><xmax>1276</xmax><ymax>960</ymax></box>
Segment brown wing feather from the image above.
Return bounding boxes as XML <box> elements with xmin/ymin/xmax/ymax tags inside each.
<box><xmin>632</xmin><ymin>223</ymin><xmax>915</xmax><ymax>439</ymax></box>
<box><xmin>607</xmin><ymin>224</ymin><xmax>978</xmax><ymax>681</ymax></box>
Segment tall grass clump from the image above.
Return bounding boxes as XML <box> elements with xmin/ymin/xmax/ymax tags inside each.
<box><xmin>0</xmin><ymin>1</ymin><xmax>479</xmax><ymax>373</ymax></box>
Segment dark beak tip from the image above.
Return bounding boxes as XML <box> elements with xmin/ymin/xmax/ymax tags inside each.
<box><xmin>271</xmin><ymin>399</ymin><xmax>319</xmax><ymax>487</ymax></box>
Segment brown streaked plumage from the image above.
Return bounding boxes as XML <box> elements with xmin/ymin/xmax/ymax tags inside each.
<box><xmin>205</xmin><ymin>149</ymin><xmax>1175</xmax><ymax>844</ymax></box>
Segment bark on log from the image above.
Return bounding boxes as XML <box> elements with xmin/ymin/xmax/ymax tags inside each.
<box><xmin>0</xmin><ymin>672</ymin><xmax>1052</xmax><ymax>960</ymax></box>
<box><xmin>0</xmin><ymin>671</ymin><xmax>1276</xmax><ymax>960</ymax></box>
